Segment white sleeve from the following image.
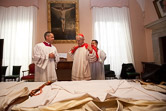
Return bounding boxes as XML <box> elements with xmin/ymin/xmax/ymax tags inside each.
<box><xmin>53</xmin><ymin>47</ymin><xmax>60</xmax><ymax>69</ymax></box>
<box><xmin>98</xmin><ymin>50</ymin><xmax>106</xmax><ymax>63</ymax></box>
<box><xmin>54</xmin><ymin>48</ymin><xmax>60</xmax><ymax>63</ymax></box>
<box><xmin>32</xmin><ymin>44</ymin><xmax>49</xmax><ymax>69</ymax></box>
<box><xmin>68</xmin><ymin>50</ymin><xmax>74</xmax><ymax>59</ymax></box>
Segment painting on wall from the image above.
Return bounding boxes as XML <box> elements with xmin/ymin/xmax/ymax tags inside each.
<box><xmin>153</xmin><ymin>0</ymin><xmax>166</xmax><ymax>18</ymax></box>
<box><xmin>47</xmin><ymin>0</ymin><xmax>79</xmax><ymax>43</ymax></box>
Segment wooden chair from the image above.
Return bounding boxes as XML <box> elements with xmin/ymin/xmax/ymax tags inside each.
<box><xmin>4</xmin><ymin>66</ymin><xmax>21</xmax><ymax>81</ymax></box>
<box><xmin>21</xmin><ymin>63</ymin><xmax>35</xmax><ymax>82</ymax></box>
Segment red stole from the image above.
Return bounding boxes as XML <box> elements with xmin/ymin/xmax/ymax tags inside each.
<box><xmin>91</xmin><ymin>45</ymin><xmax>99</xmax><ymax>60</ymax></box>
<box><xmin>43</xmin><ymin>42</ymin><xmax>51</xmax><ymax>47</ymax></box>
<box><xmin>71</xmin><ymin>43</ymin><xmax>99</xmax><ymax>60</ymax></box>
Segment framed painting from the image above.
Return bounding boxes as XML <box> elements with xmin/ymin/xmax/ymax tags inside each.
<box><xmin>47</xmin><ymin>0</ymin><xmax>79</xmax><ymax>43</ymax></box>
<box><xmin>153</xmin><ymin>0</ymin><xmax>166</xmax><ymax>18</ymax></box>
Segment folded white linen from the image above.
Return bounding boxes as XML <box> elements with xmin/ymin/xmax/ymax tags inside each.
<box><xmin>1</xmin><ymin>80</ymin><xmax>166</xmax><ymax>110</ymax></box>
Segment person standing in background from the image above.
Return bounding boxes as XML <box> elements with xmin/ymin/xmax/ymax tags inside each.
<box><xmin>69</xmin><ymin>34</ymin><xmax>98</xmax><ymax>80</ymax></box>
<box><xmin>90</xmin><ymin>40</ymin><xmax>106</xmax><ymax>80</ymax></box>
<box><xmin>33</xmin><ymin>32</ymin><xmax>60</xmax><ymax>82</ymax></box>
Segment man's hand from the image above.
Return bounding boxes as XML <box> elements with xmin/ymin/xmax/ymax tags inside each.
<box><xmin>87</xmin><ymin>45</ymin><xmax>93</xmax><ymax>52</ymax></box>
<box><xmin>71</xmin><ymin>46</ymin><xmax>76</xmax><ymax>51</ymax></box>
<box><xmin>49</xmin><ymin>53</ymin><xmax>55</xmax><ymax>58</ymax></box>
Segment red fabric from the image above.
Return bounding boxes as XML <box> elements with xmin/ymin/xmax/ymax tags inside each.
<box><xmin>71</xmin><ymin>43</ymin><xmax>88</xmax><ymax>53</ymax></box>
<box><xmin>21</xmin><ymin>63</ymin><xmax>35</xmax><ymax>81</ymax></box>
<box><xmin>77</xmin><ymin>33</ymin><xmax>84</xmax><ymax>38</ymax></box>
<box><xmin>29</xmin><ymin>63</ymin><xmax>35</xmax><ymax>73</ymax></box>
<box><xmin>91</xmin><ymin>45</ymin><xmax>99</xmax><ymax>60</ymax></box>
<box><xmin>21</xmin><ymin>75</ymin><xmax>34</xmax><ymax>80</ymax></box>
<box><xmin>70</xmin><ymin>43</ymin><xmax>98</xmax><ymax>60</ymax></box>
<box><xmin>43</xmin><ymin>42</ymin><xmax>51</xmax><ymax>47</ymax></box>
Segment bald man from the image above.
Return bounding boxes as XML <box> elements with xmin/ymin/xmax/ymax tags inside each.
<box><xmin>69</xmin><ymin>34</ymin><xmax>98</xmax><ymax>80</ymax></box>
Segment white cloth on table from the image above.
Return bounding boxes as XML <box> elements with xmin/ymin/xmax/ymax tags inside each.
<box><xmin>0</xmin><ymin>82</ymin><xmax>44</xmax><ymax>110</ymax></box>
<box><xmin>8</xmin><ymin>80</ymin><xmax>166</xmax><ymax>110</ymax></box>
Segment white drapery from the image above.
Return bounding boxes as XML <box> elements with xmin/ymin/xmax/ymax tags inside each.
<box><xmin>0</xmin><ymin>6</ymin><xmax>37</xmax><ymax>77</ymax></box>
<box><xmin>92</xmin><ymin>7</ymin><xmax>134</xmax><ymax>78</ymax></box>
<box><xmin>90</xmin><ymin>0</ymin><xmax>128</xmax><ymax>8</ymax></box>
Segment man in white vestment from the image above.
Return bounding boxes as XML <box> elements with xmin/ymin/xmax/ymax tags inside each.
<box><xmin>69</xmin><ymin>34</ymin><xmax>98</xmax><ymax>80</ymax></box>
<box><xmin>90</xmin><ymin>40</ymin><xmax>106</xmax><ymax>80</ymax></box>
<box><xmin>33</xmin><ymin>32</ymin><xmax>60</xmax><ymax>82</ymax></box>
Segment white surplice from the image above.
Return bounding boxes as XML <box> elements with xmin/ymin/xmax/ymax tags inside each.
<box><xmin>90</xmin><ymin>49</ymin><xmax>106</xmax><ymax>80</ymax></box>
<box><xmin>69</xmin><ymin>46</ymin><xmax>97</xmax><ymax>81</ymax></box>
<box><xmin>33</xmin><ymin>42</ymin><xmax>60</xmax><ymax>82</ymax></box>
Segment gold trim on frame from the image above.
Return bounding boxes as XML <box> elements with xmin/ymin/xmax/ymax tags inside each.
<box><xmin>47</xmin><ymin>0</ymin><xmax>79</xmax><ymax>43</ymax></box>
<box><xmin>153</xmin><ymin>0</ymin><xmax>166</xmax><ymax>18</ymax></box>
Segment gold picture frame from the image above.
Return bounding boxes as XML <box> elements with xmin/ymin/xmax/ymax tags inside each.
<box><xmin>153</xmin><ymin>0</ymin><xmax>166</xmax><ymax>18</ymax></box>
<box><xmin>47</xmin><ymin>0</ymin><xmax>79</xmax><ymax>43</ymax></box>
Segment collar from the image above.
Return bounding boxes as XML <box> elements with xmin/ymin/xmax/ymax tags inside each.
<box><xmin>43</xmin><ymin>41</ymin><xmax>51</xmax><ymax>47</ymax></box>
<box><xmin>70</xmin><ymin>43</ymin><xmax>98</xmax><ymax>60</ymax></box>
<box><xmin>78</xmin><ymin>43</ymin><xmax>86</xmax><ymax>47</ymax></box>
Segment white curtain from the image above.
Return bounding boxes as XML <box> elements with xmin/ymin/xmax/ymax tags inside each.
<box><xmin>92</xmin><ymin>7</ymin><xmax>134</xmax><ymax>78</ymax></box>
<box><xmin>0</xmin><ymin>6</ymin><xmax>37</xmax><ymax>77</ymax></box>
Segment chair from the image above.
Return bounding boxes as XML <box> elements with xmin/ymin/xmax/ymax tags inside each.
<box><xmin>141</xmin><ymin>62</ymin><xmax>161</xmax><ymax>83</ymax></box>
<box><xmin>104</xmin><ymin>64</ymin><xmax>116</xmax><ymax>79</ymax></box>
<box><xmin>120</xmin><ymin>63</ymin><xmax>140</xmax><ymax>79</ymax></box>
<box><xmin>4</xmin><ymin>66</ymin><xmax>21</xmax><ymax>81</ymax></box>
<box><xmin>21</xmin><ymin>63</ymin><xmax>35</xmax><ymax>82</ymax></box>
<box><xmin>0</xmin><ymin>66</ymin><xmax>8</xmax><ymax>81</ymax></box>
<box><xmin>141</xmin><ymin>62</ymin><xmax>156</xmax><ymax>74</ymax></box>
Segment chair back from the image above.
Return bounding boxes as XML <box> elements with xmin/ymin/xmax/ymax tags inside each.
<box><xmin>1</xmin><ymin>66</ymin><xmax>8</xmax><ymax>76</ymax></box>
<box><xmin>141</xmin><ymin>62</ymin><xmax>162</xmax><ymax>83</ymax></box>
<box><xmin>29</xmin><ymin>63</ymin><xmax>35</xmax><ymax>74</ymax></box>
<box><xmin>124</xmin><ymin>63</ymin><xmax>135</xmax><ymax>72</ymax></box>
<box><xmin>12</xmin><ymin>66</ymin><xmax>21</xmax><ymax>76</ymax></box>
<box><xmin>21</xmin><ymin>64</ymin><xmax>34</xmax><ymax>81</ymax></box>
<box><xmin>120</xmin><ymin>63</ymin><xmax>136</xmax><ymax>79</ymax></box>
<box><xmin>141</xmin><ymin>62</ymin><xmax>159</xmax><ymax>74</ymax></box>
<box><xmin>104</xmin><ymin>64</ymin><xmax>110</xmax><ymax>71</ymax></box>
<box><xmin>104</xmin><ymin>64</ymin><xmax>116</xmax><ymax>79</ymax></box>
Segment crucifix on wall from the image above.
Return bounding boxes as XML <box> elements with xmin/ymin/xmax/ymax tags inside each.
<box><xmin>47</xmin><ymin>0</ymin><xmax>79</xmax><ymax>43</ymax></box>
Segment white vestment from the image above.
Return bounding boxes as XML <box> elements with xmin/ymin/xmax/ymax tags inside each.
<box><xmin>69</xmin><ymin>46</ymin><xmax>97</xmax><ymax>81</ymax></box>
<box><xmin>90</xmin><ymin>49</ymin><xmax>106</xmax><ymax>80</ymax></box>
<box><xmin>33</xmin><ymin>42</ymin><xmax>60</xmax><ymax>82</ymax></box>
